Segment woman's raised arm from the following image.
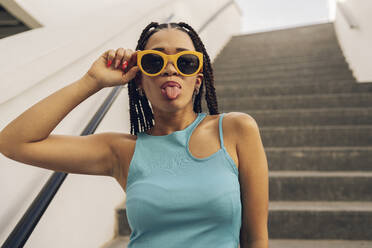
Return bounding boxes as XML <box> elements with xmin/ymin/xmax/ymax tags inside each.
<box><xmin>0</xmin><ymin>48</ymin><xmax>139</xmax><ymax>177</ymax></box>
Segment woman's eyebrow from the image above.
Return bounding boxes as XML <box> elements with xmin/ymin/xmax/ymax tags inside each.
<box><xmin>152</xmin><ymin>47</ymin><xmax>190</xmax><ymax>51</ymax></box>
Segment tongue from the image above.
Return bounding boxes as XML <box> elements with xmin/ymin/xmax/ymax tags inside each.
<box><xmin>162</xmin><ymin>86</ymin><xmax>181</xmax><ymax>100</ymax></box>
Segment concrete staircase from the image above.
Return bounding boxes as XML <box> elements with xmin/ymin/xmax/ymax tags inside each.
<box><xmin>0</xmin><ymin>5</ymin><xmax>30</xmax><ymax>39</ymax></box>
<box><xmin>104</xmin><ymin>23</ymin><xmax>372</xmax><ymax>247</ymax></box>
<box><xmin>212</xmin><ymin>22</ymin><xmax>372</xmax><ymax>247</ymax></box>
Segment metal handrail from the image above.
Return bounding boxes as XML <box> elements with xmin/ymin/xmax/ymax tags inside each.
<box><xmin>337</xmin><ymin>1</ymin><xmax>359</xmax><ymax>29</ymax></box>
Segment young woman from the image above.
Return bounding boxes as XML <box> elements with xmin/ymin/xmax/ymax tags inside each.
<box><xmin>0</xmin><ymin>22</ymin><xmax>269</xmax><ymax>248</ymax></box>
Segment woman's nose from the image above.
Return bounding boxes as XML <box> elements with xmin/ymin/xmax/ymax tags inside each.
<box><xmin>162</xmin><ymin>61</ymin><xmax>178</xmax><ymax>76</ymax></box>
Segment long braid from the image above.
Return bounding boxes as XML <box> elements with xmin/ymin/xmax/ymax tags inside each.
<box><xmin>128</xmin><ymin>22</ymin><xmax>159</xmax><ymax>135</ymax></box>
<box><xmin>128</xmin><ymin>21</ymin><xmax>219</xmax><ymax>135</ymax></box>
<box><xmin>136</xmin><ymin>23</ymin><xmax>157</xmax><ymax>132</ymax></box>
<box><xmin>178</xmin><ymin>22</ymin><xmax>219</xmax><ymax>115</ymax></box>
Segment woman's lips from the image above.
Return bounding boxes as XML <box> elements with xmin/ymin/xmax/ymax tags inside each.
<box><xmin>161</xmin><ymin>81</ymin><xmax>181</xmax><ymax>89</ymax></box>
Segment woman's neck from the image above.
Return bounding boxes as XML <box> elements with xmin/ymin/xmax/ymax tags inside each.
<box><xmin>146</xmin><ymin>111</ymin><xmax>198</xmax><ymax>136</ymax></box>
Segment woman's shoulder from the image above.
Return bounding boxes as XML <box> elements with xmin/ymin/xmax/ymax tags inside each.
<box><xmin>218</xmin><ymin>111</ymin><xmax>259</xmax><ymax>137</ymax></box>
<box><xmin>204</xmin><ymin>111</ymin><xmax>256</xmax><ymax>130</ymax></box>
<box><xmin>213</xmin><ymin>111</ymin><xmax>257</xmax><ymax>127</ymax></box>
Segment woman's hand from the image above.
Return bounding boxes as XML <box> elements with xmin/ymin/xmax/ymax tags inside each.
<box><xmin>85</xmin><ymin>48</ymin><xmax>140</xmax><ymax>89</ymax></box>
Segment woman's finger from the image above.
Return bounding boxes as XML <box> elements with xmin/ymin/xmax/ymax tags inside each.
<box><xmin>121</xmin><ymin>49</ymin><xmax>131</xmax><ymax>71</ymax></box>
<box><xmin>114</xmin><ymin>48</ymin><xmax>125</xmax><ymax>69</ymax></box>
<box><xmin>106</xmin><ymin>49</ymin><xmax>116</xmax><ymax>67</ymax></box>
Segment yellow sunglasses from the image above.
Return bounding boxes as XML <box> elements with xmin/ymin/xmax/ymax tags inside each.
<box><xmin>137</xmin><ymin>50</ymin><xmax>203</xmax><ymax>77</ymax></box>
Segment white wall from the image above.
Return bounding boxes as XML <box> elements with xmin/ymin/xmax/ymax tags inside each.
<box><xmin>333</xmin><ymin>0</ymin><xmax>372</xmax><ymax>83</ymax></box>
<box><xmin>328</xmin><ymin>0</ymin><xmax>337</xmax><ymax>20</ymax></box>
<box><xmin>235</xmin><ymin>0</ymin><xmax>331</xmax><ymax>34</ymax></box>
<box><xmin>0</xmin><ymin>0</ymin><xmax>130</xmax><ymax>27</ymax></box>
<box><xmin>0</xmin><ymin>0</ymin><xmax>241</xmax><ymax>247</ymax></box>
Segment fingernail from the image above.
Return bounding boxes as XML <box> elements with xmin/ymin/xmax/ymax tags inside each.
<box><xmin>122</xmin><ymin>61</ymin><xmax>128</xmax><ymax>70</ymax></box>
<box><xmin>107</xmin><ymin>60</ymin><xmax>112</xmax><ymax>67</ymax></box>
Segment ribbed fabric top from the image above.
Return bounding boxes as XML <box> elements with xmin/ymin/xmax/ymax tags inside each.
<box><xmin>125</xmin><ymin>112</ymin><xmax>241</xmax><ymax>248</ymax></box>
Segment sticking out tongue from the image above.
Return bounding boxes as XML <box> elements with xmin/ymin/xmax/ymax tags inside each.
<box><xmin>161</xmin><ymin>86</ymin><xmax>181</xmax><ymax>100</ymax></box>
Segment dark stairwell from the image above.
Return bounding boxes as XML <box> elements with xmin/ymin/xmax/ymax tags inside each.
<box><xmin>0</xmin><ymin>4</ymin><xmax>30</xmax><ymax>39</ymax></box>
<box><xmin>210</xmin><ymin>22</ymin><xmax>372</xmax><ymax>247</ymax></box>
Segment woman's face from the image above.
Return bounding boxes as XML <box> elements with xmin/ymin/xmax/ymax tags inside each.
<box><xmin>138</xmin><ymin>28</ymin><xmax>203</xmax><ymax>113</ymax></box>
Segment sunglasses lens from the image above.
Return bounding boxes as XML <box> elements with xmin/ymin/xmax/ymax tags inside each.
<box><xmin>177</xmin><ymin>54</ymin><xmax>200</xmax><ymax>74</ymax></box>
<box><xmin>141</xmin><ymin>53</ymin><xmax>164</xmax><ymax>74</ymax></box>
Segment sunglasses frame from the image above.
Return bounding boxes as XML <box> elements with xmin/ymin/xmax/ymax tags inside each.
<box><xmin>137</xmin><ymin>50</ymin><xmax>203</xmax><ymax>77</ymax></box>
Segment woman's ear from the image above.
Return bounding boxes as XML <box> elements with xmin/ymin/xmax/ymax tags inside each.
<box><xmin>196</xmin><ymin>72</ymin><xmax>203</xmax><ymax>88</ymax></box>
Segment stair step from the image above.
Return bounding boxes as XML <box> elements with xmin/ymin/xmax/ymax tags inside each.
<box><xmin>213</xmin><ymin>54</ymin><xmax>346</xmax><ymax>67</ymax></box>
<box><xmin>215</xmin><ymin>76</ymin><xmax>361</xmax><ymax>86</ymax></box>
<box><xmin>215</xmin><ymin>67</ymin><xmax>352</xmax><ymax>82</ymax></box>
<box><xmin>230</xmin><ymin>34</ymin><xmax>340</xmax><ymax>44</ymax></box>
<box><xmin>265</xmin><ymin>146</ymin><xmax>372</xmax><ymax>171</ymax></box>
<box><xmin>229</xmin><ymin>23</ymin><xmax>337</xmax><ymax>43</ymax></box>
<box><xmin>259</xmin><ymin>125</ymin><xmax>372</xmax><ymax>147</ymax></box>
<box><xmin>245</xmin><ymin>107</ymin><xmax>372</xmax><ymax>126</ymax></box>
<box><xmin>230</xmin><ymin>34</ymin><xmax>340</xmax><ymax>42</ymax></box>
<box><xmin>219</xmin><ymin>92</ymin><xmax>372</xmax><ymax>110</ymax></box>
<box><xmin>214</xmin><ymin>61</ymin><xmax>349</xmax><ymax>72</ymax></box>
<box><xmin>269</xmin><ymin>171</ymin><xmax>372</xmax><ymax>201</ymax></box>
<box><xmin>215</xmin><ymin>68</ymin><xmax>353</xmax><ymax>82</ymax></box>
<box><xmin>213</xmin><ymin>60</ymin><xmax>349</xmax><ymax>74</ymax></box>
<box><xmin>269</xmin><ymin>239</ymin><xmax>372</xmax><ymax>248</ymax></box>
<box><xmin>215</xmin><ymin>80</ymin><xmax>372</xmax><ymax>97</ymax></box>
<box><xmin>269</xmin><ymin>200</ymin><xmax>372</xmax><ymax>213</ymax></box>
<box><xmin>268</xmin><ymin>201</ymin><xmax>372</xmax><ymax>240</ymax></box>
<box><xmin>220</xmin><ymin>49</ymin><xmax>342</xmax><ymax>59</ymax></box>
<box><xmin>231</xmin><ymin>24</ymin><xmax>337</xmax><ymax>41</ymax></box>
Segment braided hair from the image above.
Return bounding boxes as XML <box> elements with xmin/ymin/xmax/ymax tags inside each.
<box><xmin>128</xmin><ymin>22</ymin><xmax>219</xmax><ymax>135</ymax></box>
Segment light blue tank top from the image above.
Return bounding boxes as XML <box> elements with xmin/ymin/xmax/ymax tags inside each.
<box><xmin>125</xmin><ymin>112</ymin><xmax>242</xmax><ymax>248</ymax></box>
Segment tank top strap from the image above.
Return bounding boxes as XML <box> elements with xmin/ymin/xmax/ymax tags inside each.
<box><xmin>218</xmin><ymin>113</ymin><xmax>226</xmax><ymax>148</ymax></box>
<box><xmin>186</xmin><ymin>112</ymin><xmax>226</xmax><ymax>149</ymax></box>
